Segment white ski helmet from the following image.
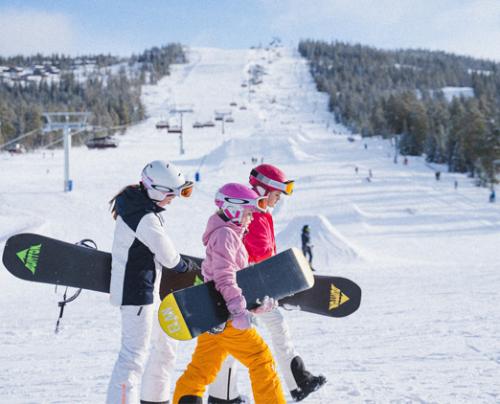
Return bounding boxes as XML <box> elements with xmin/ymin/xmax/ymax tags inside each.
<box><xmin>141</xmin><ymin>160</ymin><xmax>193</xmax><ymax>202</ymax></box>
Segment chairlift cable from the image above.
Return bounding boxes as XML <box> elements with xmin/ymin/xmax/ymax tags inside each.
<box><xmin>0</xmin><ymin>129</ymin><xmax>40</xmax><ymax>150</ymax></box>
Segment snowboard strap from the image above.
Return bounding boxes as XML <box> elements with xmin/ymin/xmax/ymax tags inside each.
<box><xmin>55</xmin><ymin>287</ymin><xmax>82</xmax><ymax>333</ymax></box>
<box><xmin>54</xmin><ymin>238</ymin><xmax>97</xmax><ymax>334</ymax></box>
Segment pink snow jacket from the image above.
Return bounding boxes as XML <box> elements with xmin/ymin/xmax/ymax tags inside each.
<box><xmin>201</xmin><ymin>212</ymin><xmax>248</xmax><ymax>316</ymax></box>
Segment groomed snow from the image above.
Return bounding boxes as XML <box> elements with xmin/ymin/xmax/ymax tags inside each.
<box><xmin>1</xmin><ymin>46</ymin><xmax>499</xmax><ymax>403</ymax></box>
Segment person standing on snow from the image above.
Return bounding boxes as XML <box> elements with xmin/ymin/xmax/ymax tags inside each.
<box><xmin>301</xmin><ymin>225</ymin><xmax>313</xmax><ymax>268</ymax></box>
<box><xmin>208</xmin><ymin>164</ymin><xmax>326</xmax><ymax>403</ymax></box>
<box><xmin>173</xmin><ymin>183</ymin><xmax>285</xmax><ymax>404</ymax></box>
<box><xmin>107</xmin><ymin>160</ymin><xmax>196</xmax><ymax>404</ymax></box>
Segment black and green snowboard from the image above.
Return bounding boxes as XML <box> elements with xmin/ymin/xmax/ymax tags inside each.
<box><xmin>2</xmin><ymin>233</ymin><xmax>361</xmax><ymax>319</ymax></box>
<box><xmin>1</xmin><ymin>232</ymin><xmax>201</xmax><ymax>293</ymax></box>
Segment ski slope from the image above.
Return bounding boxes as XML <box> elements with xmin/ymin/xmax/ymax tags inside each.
<box><xmin>1</xmin><ymin>46</ymin><xmax>499</xmax><ymax>403</ymax></box>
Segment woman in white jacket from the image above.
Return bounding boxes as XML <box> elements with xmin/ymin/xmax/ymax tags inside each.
<box><xmin>107</xmin><ymin>160</ymin><xmax>194</xmax><ymax>404</ymax></box>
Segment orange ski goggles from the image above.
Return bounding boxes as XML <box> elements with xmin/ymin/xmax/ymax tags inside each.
<box><xmin>250</xmin><ymin>169</ymin><xmax>295</xmax><ymax>195</ymax></box>
<box><xmin>152</xmin><ymin>181</ymin><xmax>194</xmax><ymax>198</ymax></box>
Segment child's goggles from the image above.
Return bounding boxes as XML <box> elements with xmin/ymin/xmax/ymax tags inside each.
<box><xmin>216</xmin><ymin>193</ymin><xmax>268</xmax><ymax>212</ymax></box>
<box><xmin>250</xmin><ymin>169</ymin><xmax>294</xmax><ymax>195</ymax></box>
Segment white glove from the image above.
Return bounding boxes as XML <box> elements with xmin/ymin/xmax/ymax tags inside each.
<box><xmin>251</xmin><ymin>296</ymin><xmax>278</xmax><ymax>315</ymax></box>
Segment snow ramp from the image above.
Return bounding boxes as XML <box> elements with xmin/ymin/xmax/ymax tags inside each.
<box><xmin>275</xmin><ymin>214</ymin><xmax>361</xmax><ymax>272</ymax></box>
<box><xmin>201</xmin><ymin>133</ymin><xmax>314</xmax><ymax>169</ymax></box>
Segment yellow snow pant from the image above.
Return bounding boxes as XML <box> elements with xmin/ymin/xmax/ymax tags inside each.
<box><xmin>173</xmin><ymin>321</ymin><xmax>286</xmax><ymax>404</ymax></box>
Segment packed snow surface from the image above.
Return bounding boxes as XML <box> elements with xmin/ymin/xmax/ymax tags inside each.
<box><xmin>1</xmin><ymin>47</ymin><xmax>499</xmax><ymax>403</ymax></box>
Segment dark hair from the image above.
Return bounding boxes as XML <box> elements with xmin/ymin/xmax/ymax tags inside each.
<box><xmin>109</xmin><ymin>184</ymin><xmax>140</xmax><ymax>220</ymax></box>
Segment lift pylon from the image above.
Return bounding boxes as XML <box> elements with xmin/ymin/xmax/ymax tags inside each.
<box><xmin>43</xmin><ymin>112</ymin><xmax>90</xmax><ymax>192</ymax></box>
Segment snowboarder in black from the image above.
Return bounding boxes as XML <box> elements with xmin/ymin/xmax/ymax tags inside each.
<box><xmin>301</xmin><ymin>225</ymin><xmax>313</xmax><ymax>269</ymax></box>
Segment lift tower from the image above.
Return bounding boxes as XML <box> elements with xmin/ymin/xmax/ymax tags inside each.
<box><xmin>43</xmin><ymin>112</ymin><xmax>90</xmax><ymax>192</ymax></box>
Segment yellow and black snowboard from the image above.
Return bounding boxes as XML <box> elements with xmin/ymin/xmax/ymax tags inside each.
<box><xmin>158</xmin><ymin>248</ymin><xmax>314</xmax><ymax>341</ymax></box>
<box><xmin>162</xmin><ymin>266</ymin><xmax>361</xmax><ymax>319</ymax></box>
<box><xmin>279</xmin><ymin>275</ymin><xmax>361</xmax><ymax>318</ymax></box>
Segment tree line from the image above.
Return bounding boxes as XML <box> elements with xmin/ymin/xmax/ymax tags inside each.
<box><xmin>131</xmin><ymin>43</ymin><xmax>187</xmax><ymax>84</ymax></box>
<box><xmin>298</xmin><ymin>40</ymin><xmax>500</xmax><ymax>185</ymax></box>
<box><xmin>0</xmin><ymin>43</ymin><xmax>186</xmax><ymax>149</ymax></box>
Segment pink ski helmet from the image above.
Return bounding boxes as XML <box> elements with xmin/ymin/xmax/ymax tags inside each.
<box><xmin>215</xmin><ymin>183</ymin><xmax>268</xmax><ymax>223</ymax></box>
<box><xmin>249</xmin><ymin>164</ymin><xmax>294</xmax><ymax>196</ymax></box>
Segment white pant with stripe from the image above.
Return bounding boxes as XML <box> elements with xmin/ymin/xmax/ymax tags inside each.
<box><xmin>106</xmin><ymin>300</ymin><xmax>178</xmax><ymax>403</ymax></box>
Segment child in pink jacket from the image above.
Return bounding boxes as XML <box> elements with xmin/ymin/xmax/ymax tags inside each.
<box><xmin>173</xmin><ymin>183</ymin><xmax>286</xmax><ymax>404</ymax></box>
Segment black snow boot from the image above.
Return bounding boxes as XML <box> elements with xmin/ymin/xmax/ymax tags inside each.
<box><xmin>207</xmin><ymin>395</ymin><xmax>248</xmax><ymax>403</ymax></box>
<box><xmin>140</xmin><ymin>401</ymin><xmax>169</xmax><ymax>404</ymax></box>
<box><xmin>289</xmin><ymin>356</ymin><xmax>327</xmax><ymax>402</ymax></box>
<box><xmin>178</xmin><ymin>396</ymin><xmax>202</xmax><ymax>404</ymax></box>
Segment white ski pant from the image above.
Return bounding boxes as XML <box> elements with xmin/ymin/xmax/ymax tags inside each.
<box><xmin>208</xmin><ymin>307</ymin><xmax>299</xmax><ymax>399</ymax></box>
<box><xmin>106</xmin><ymin>301</ymin><xmax>178</xmax><ymax>404</ymax></box>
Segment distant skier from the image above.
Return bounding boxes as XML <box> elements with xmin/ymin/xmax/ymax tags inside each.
<box><xmin>208</xmin><ymin>164</ymin><xmax>326</xmax><ymax>403</ymax></box>
<box><xmin>301</xmin><ymin>225</ymin><xmax>313</xmax><ymax>268</ymax></box>
<box><xmin>489</xmin><ymin>189</ymin><xmax>496</xmax><ymax>203</ymax></box>
<box><xmin>173</xmin><ymin>183</ymin><xmax>285</xmax><ymax>404</ymax></box>
<box><xmin>106</xmin><ymin>160</ymin><xmax>195</xmax><ymax>404</ymax></box>
<box><xmin>435</xmin><ymin>171</ymin><xmax>441</xmax><ymax>181</ymax></box>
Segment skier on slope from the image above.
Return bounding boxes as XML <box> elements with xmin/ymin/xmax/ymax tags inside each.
<box><xmin>107</xmin><ymin>160</ymin><xmax>196</xmax><ymax>404</ymax></box>
<box><xmin>173</xmin><ymin>183</ymin><xmax>285</xmax><ymax>404</ymax></box>
<box><xmin>301</xmin><ymin>225</ymin><xmax>313</xmax><ymax>268</ymax></box>
<box><xmin>207</xmin><ymin>164</ymin><xmax>326</xmax><ymax>403</ymax></box>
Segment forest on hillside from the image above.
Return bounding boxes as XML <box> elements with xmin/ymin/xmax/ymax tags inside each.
<box><xmin>299</xmin><ymin>40</ymin><xmax>500</xmax><ymax>184</ymax></box>
<box><xmin>0</xmin><ymin>43</ymin><xmax>186</xmax><ymax>149</ymax></box>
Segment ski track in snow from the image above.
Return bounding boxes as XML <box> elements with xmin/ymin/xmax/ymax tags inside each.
<box><xmin>1</xmin><ymin>46</ymin><xmax>500</xmax><ymax>403</ymax></box>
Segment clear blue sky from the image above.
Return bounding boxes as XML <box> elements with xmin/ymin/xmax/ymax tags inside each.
<box><xmin>1</xmin><ymin>0</ymin><xmax>499</xmax><ymax>61</ymax></box>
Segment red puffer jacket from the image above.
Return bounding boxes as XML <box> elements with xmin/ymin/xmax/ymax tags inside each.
<box><xmin>243</xmin><ymin>211</ymin><xmax>276</xmax><ymax>264</ymax></box>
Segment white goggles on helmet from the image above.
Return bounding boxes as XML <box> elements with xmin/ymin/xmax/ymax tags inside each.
<box><xmin>142</xmin><ymin>173</ymin><xmax>194</xmax><ymax>199</ymax></box>
<box><xmin>215</xmin><ymin>193</ymin><xmax>268</xmax><ymax>213</ymax></box>
<box><xmin>150</xmin><ymin>181</ymin><xmax>194</xmax><ymax>198</ymax></box>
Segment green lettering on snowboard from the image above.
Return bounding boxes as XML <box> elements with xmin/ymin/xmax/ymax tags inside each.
<box><xmin>16</xmin><ymin>244</ymin><xmax>42</xmax><ymax>275</ymax></box>
<box><xmin>193</xmin><ymin>275</ymin><xmax>204</xmax><ymax>286</ymax></box>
